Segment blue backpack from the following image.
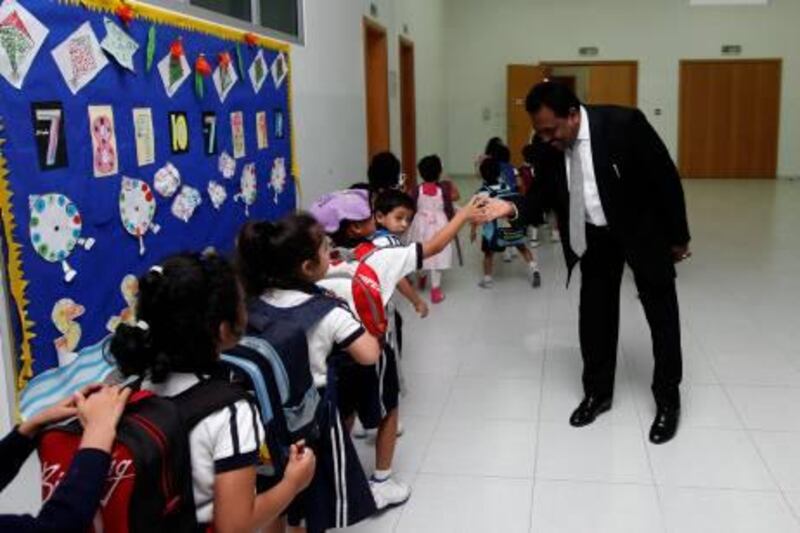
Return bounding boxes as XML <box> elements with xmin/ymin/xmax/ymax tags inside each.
<box><xmin>480</xmin><ymin>183</ymin><xmax>527</xmax><ymax>247</ymax></box>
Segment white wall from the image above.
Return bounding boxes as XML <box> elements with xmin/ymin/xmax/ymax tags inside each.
<box><xmin>292</xmin><ymin>0</ymin><xmax>447</xmax><ymax>205</ymax></box>
<box><xmin>443</xmin><ymin>0</ymin><xmax>800</xmax><ymax>177</ymax></box>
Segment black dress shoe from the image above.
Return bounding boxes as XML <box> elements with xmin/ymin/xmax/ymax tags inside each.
<box><xmin>649</xmin><ymin>406</ymin><xmax>680</xmax><ymax>444</ymax></box>
<box><xmin>569</xmin><ymin>395</ymin><xmax>612</xmax><ymax>427</ymax></box>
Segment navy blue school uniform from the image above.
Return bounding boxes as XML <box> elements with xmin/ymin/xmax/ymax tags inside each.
<box><xmin>251</xmin><ymin>290</ymin><xmax>377</xmax><ymax>532</ymax></box>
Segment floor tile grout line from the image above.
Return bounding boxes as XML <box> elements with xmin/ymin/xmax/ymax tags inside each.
<box><xmin>692</xmin><ymin>327</ymin><xmax>800</xmax><ymax>526</ymax></box>
<box><xmin>528</xmin><ymin>264</ymin><xmax>556</xmax><ymax>533</ymax></box>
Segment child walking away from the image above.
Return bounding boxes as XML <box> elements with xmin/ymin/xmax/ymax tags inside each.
<box><xmin>108</xmin><ymin>253</ymin><xmax>315</xmax><ymax>531</ymax></box>
<box><xmin>407</xmin><ymin>155</ymin><xmax>461</xmax><ymax>304</ymax></box>
<box><xmin>309</xmin><ymin>188</ymin><xmax>482</xmax><ymax>511</ymax></box>
<box><xmin>472</xmin><ymin>157</ymin><xmax>541</xmax><ymax>289</ymax></box>
<box><xmin>236</xmin><ymin>215</ymin><xmax>380</xmax><ymax>531</ymax></box>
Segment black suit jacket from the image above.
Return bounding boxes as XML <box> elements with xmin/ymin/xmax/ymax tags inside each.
<box><xmin>518</xmin><ymin>105</ymin><xmax>690</xmax><ymax>283</ymax></box>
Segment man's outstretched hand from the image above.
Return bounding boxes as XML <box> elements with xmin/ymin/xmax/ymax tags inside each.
<box><xmin>471</xmin><ymin>197</ymin><xmax>516</xmax><ymax>225</ymax></box>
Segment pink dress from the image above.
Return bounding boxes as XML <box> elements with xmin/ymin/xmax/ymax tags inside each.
<box><xmin>406</xmin><ymin>184</ymin><xmax>453</xmax><ymax>270</ymax></box>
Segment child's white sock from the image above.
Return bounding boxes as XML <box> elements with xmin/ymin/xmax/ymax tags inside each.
<box><xmin>373</xmin><ymin>468</ymin><xmax>392</xmax><ymax>481</ymax></box>
<box><xmin>483</xmin><ymin>275</ymin><xmax>493</xmax><ymax>282</ymax></box>
<box><xmin>528</xmin><ymin>261</ymin><xmax>539</xmax><ymax>272</ymax></box>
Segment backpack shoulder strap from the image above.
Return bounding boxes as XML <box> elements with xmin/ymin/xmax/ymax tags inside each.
<box><xmin>173</xmin><ymin>379</ymin><xmax>250</xmax><ymax>429</ymax></box>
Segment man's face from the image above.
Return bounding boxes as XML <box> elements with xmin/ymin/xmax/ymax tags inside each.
<box><xmin>530</xmin><ymin>106</ymin><xmax>581</xmax><ymax>152</ymax></box>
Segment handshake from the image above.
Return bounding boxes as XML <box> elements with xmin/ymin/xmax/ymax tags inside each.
<box><xmin>459</xmin><ymin>195</ymin><xmax>516</xmax><ymax>225</ymax></box>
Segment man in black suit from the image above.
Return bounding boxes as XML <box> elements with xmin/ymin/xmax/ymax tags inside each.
<box><xmin>480</xmin><ymin>81</ymin><xmax>691</xmax><ymax>444</ymax></box>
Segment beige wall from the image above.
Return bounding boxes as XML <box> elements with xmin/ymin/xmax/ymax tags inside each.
<box><xmin>292</xmin><ymin>0</ymin><xmax>447</xmax><ymax>204</ymax></box>
<box><xmin>443</xmin><ymin>0</ymin><xmax>800</xmax><ymax>177</ymax></box>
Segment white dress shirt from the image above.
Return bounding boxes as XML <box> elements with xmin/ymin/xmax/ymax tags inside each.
<box><xmin>565</xmin><ymin>106</ymin><xmax>607</xmax><ymax>226</ymax></box>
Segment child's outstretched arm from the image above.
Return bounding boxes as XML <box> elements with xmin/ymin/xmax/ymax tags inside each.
<box><xmin>421</xmin><ymin>196</ymin><xmax>482</xmax><ymax>259</ymax></box>
<box><xmin>397</xmin><ymin>278</ymin><xmax>428</xmax><ymax>318</ymax></box>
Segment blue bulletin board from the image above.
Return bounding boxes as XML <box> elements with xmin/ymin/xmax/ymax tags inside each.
<box><xmin>0</xmin><ymin>0</ymin><xmax>298</xmax><ymax>397</ymax></box>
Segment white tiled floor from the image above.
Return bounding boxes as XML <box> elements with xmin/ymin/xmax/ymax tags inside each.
<box><xmin>341</xmin><ymin>179</ymin><xmax>800</xmax><ymax>532</ymax></box>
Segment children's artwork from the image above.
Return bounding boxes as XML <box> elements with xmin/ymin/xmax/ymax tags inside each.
<box><xmin>51</xmin><ymin>21</ymin><xmax>108</xmax><ymax>95</ymax></box>
<box><xmin>28</xmin><ymin>193</ymin><xmax>95</xmax><ymax>283</ymax></box>
<box><xmin>52</xmin><ymin>298</ymin><xmax>85</xmax><ymax>367</ymax></box>
<box><xmin>218</xmin><ymin>150</ymin><xmax>236</xmax><ymax>179</ymax></box>
<box><xmin>157</xmin><ymin>48</ymin><xmax>190</xmax><ymax>97</ymax></box>
<box><xmin>249</xmin><ymin>49</ymin><xmax>267</xmax><ymax>93</ymax></box>
<box><xmin>119</xmin><ymin>176</ymin><xmax>160</xmax><ymax>255</ymax></box>
<box><xmin>213</xmin><ymin>52</ymin><xmax>238</xmax><ymax>103</ymax></box>
<box><xmin>100</xmin><ymin>17</ymin><xmax>138</xmax><ymax>72</ymax></box>
<box><xmin>106</xmin><ymin>274</ymin><xmax>138</xmax><ymax>333</ymax></box>
<box><xmin>207</xmin><ymin>180</ymin><xmax>227</xmax><ymax>210</ymax></box>
<box><xmin>0</xmin><ymin>1</ymin><xmax>296</xmax><ymax>400</ymax></box>
<box><xmin>269</xmin><ymin>157</ymin><xmax>287</xmax><ymax>204</ymax></box>
<box><xmin>274</xmin><ymin>108</ymin><xmax>285</xmax><ymax>139</ymax></box>
<box><xmin>19</xmin><ymin>337</ymin><xmax>115</xmax><ymax>420</ymax></box>
<box><xmin>256</xmin><ymin>111</ymin><xmax>268</xmax><ymax>150</ymax></box>
<box><xmin>31</xmin><ymin>102</ymin><xmax>68</xmax><ymax>171</ymax></box>
<box><xmin>234</xmin><ymin>162</ymin><xmax>257</xmax><ymax>216</ymax></box>
<box><xmin>202</xmin><ymin>111</ymin><xmax>217</xmax><ymax>155</ymax></box>
<box><xmin>88</xmin><ymin>105</ymin><xmax>118</xmax><ymax>178</ymax></box>
<box><xmin>271</xmin><ymin>51</ymin><xmax>288</xmax><ymax>89</ymax></box>
<box><xmin>169</xmin><ymin>111</ymin><xmax>189</xmax><ymax>154</ymax></box>
<box><xmin>171</xmin><ymin>185</ymin><xmax>202</xmax><ymax>222</ymax></box>
<box><xmin>133</xmin><ymin>107</ymin><xmax>155</xmax><ymax>167</ymax></box>
<box><xmin>0</xmin><ymin>2</ymin><xmax>49</xmax><ymax>89</ymax></box>
<box><xmin>231</xmin><ymin>111</ymin><xmax>245</xmax><ymax>158</ymax></box>
<box><xmin>154</xmin><ymin>162</ymin><xmax>181</xmax><ymax>198</ymax></box>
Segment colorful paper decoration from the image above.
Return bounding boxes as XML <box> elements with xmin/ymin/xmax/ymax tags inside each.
<box><xmin>249</xmin><ymin>49</ymin><xmax>267</xmax><ymax>93</ymax></box>
<box><xmin>31</xmin><ymin>102</ymin><xmax>68</xmax><ymax>171</ymax></box>
<box><xmin>154</xmin><ymin>162</ymin><xmax>181</xmax><ymax>197</ymax></box>
<box><xmin>168</xmin><ymin>111</ymin><xmax>189</xmax><ymax>154</ymax></box>
<box><xmin>271</xmin><ymin>51</ymin><xmax>288</xmax><ymax>89</ymax></box>
<box><xmin>194</xmin><ymin>53</ymin><xmax>211</xmax><ymax>97</ymax></box>
<box><xmin>157</xmin><ymin>42</ymin><xmax>190</xmax><ymax>97</ymax></box>
<box><xmin>100</xmin><ymin>17</ymin><xmax>138</xmax><ymax>72</ymax></box>
<box><xmin>28</xmin><ymin>193</ymin><xmax>95</xmax><ymax>283</ymax></box>
<box><xmin>218</xmin><ymin>150</ymin><xmax>236</xmax><ymax>179</ymax></box>
<box><xmin>244</xmin><ymin>33</ymin><xmax>258</xmax><ymax>47</ymax></box>
<box><xmin>145</xmin><ymin>24</ymin><xmax>156</xmax><ymax>72</ymax></box>
<box><xmin>207</xmin><ymin>180</ymin><xmax>226</xmax><ymax>210</ymax></box>
<box><xmin>234</xmin><ymin>162</ymin><xmax>257</xmax><ymax>216</ymax></box>
<box><xmin>51</xmin><ymin>21</ymin><xmax>109</xmax><ymax>95</ymax></box>
<box><xmin>115</xmin><ymin>4</ymin><xmax>135</xmax><ymax>27</ymax></box>
<box><xmin>230</xmin><ymin>111</ymin><xmax>245</xmax><ymax>159</ymax></box>
<box><xmin>52</xmin><ymin>298</ymin><xmax>85</xmax><ymax>367</ymax></box>
<box><xmin>132</xmin><ymin>107</ymin><xmax>155</xmax><ymax>167</ymax></box>
<box><xmin>171</xmin><ymin>185</ymin><xmax>202</xmax><ymax>222</ymax></box>
<box><xmin>274</xmin><ymin>108</ymin><xmax>285</xmax><ymax>139</ymax></box>
<box><xmin>256</xmin><ymin>111</ymin><xmax>268</xmax><ymax>150</ymax></box>
<box><xmin>106</xmin><ymin>274</ymin><xmax>138</xmax><ymax>333</ymax></box>
<box><xmin>270</xmin><ymin>157</ymin><xmax>287</xmax><ymax>204</ymax></box>
<box><xmin>235</xmin><ymin>43</ymin><xmax>245</xmax><ymax>77</ymax></box>
<box><xmin>0</xmin><ymin>1</ymin><xmax>49</xmax><ymax>89</ymax></box>
<box><xmin>213</xmin><ymin>51</ymin><xmax>238</xmax><ymax>103</ymax></box>
<box><xmin>119</xmin><ymin>176</ymin><xmax>160</xmax><ymax>255</ymax></box>
<box><xmin>88</xmin><ymin>105</ymin><xmax>119</xmax><ymax>178</ymax></box>
<box><xmin>202</xmin><ymin>111</ymin><xmax>217</xmax><ymax>155</ymax></box>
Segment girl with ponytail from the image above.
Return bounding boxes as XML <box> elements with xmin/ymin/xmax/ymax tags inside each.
<box><xmin>110</xmin><ymin>252</ymin><xmax>315</xmax><ymax>532</ymax></box>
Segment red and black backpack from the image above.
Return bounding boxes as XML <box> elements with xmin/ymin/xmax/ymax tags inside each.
<box><xmin>37</xmin><ymin>379</ymin><xmax>248</xmax><ymax>533</ymax></box>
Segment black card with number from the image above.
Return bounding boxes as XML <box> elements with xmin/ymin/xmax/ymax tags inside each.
<box><xmin>31</xmin><ymin>102</ymin><xmax>68</xmax><ymax>170</ymax></box>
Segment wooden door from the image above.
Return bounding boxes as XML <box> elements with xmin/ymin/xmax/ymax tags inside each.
<box><xmin>507</xmin><ymin>65</ymin><xmax>548</xmax><ymax>167</ymax></box>
<box><xmin>587</xmin><ymin>63</ymin><xmax>638</xmax><ymax>106</ymax></box>
<box><xmin>364</xmin><ymin>19</ymin><xmax>390</xmax><ymax>161</ymax></box>
<box><xmin>679</xmin><ymin>59</ymin><xmax>781</xmax><ymax>179</ymax></box>
<box><xmin>399</xmin><ymin>37</ymin><xmax>416</xmax><ymax>191</ymax></box>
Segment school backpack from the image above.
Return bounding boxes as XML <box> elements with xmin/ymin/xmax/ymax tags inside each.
<box><xmin>37</xmin><ymin>378</ymin><xmax>249</xmax><ymax>533</ymax></box>
<box><xmin>480</xmin><ymin>183</ymin><xmax>527</xmax><ymax>247</ymax></box>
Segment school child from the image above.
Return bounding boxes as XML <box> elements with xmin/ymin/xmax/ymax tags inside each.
<box><xmin>110</xmin><ymin>253</ymin><xmax>316</xmax><ymax>531</ymax></box>
<box><xmin>0</xmin><ymin>384</ymin><xmax>129</xmax><ymax>531</ymax></box>
<box><xmin>236</xmin><ymin>215</ymin><xmax>380</xmax><ymax>530</ymax></box>
<box><xmin>471</xmin><ymin>158</ymin><xmax>542</xmax><ymax>289</ymax></box>
<box><xmin>308</xmin><ymin>188</ymin><xmax>482</xmax><ymax>510</ymax></box>
<box><xmin>407</xmin><ymin>155</ymin><xmax>461</xmax><ymax>303</ymax></box>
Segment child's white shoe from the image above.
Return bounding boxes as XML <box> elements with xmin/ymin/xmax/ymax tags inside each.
<box><xmin>370</xmin><ymin>476</ymin><xmax>411</xmax><ymax>510</ymax></box>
